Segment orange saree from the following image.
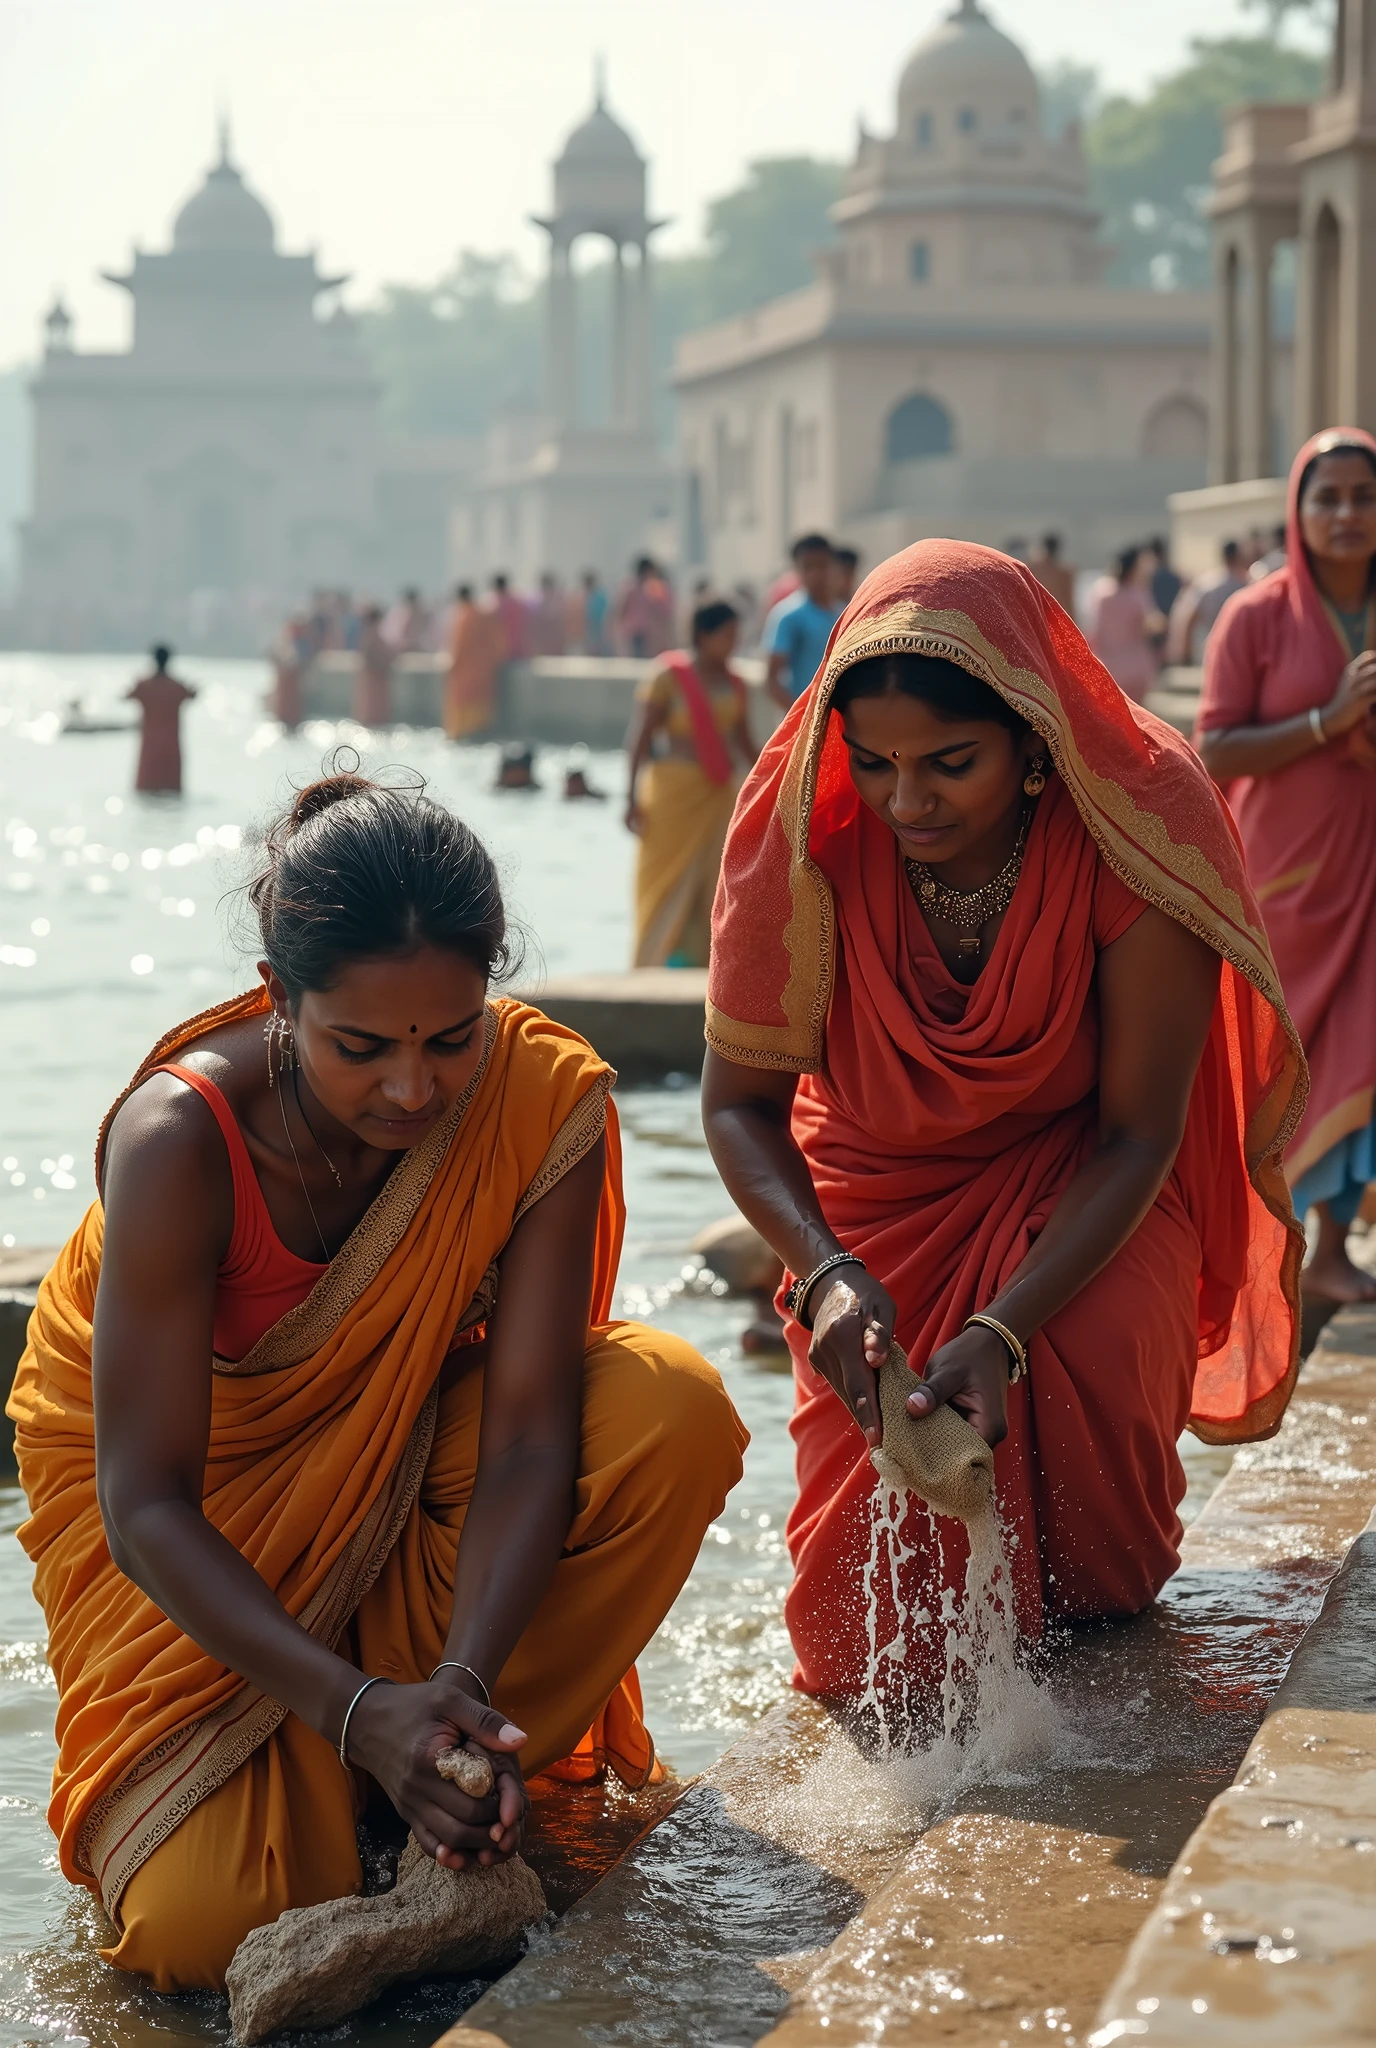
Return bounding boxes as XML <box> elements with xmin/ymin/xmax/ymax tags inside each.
<box><xmin>707</xmin><ymin>540</ymin><xmax>1305</xmax><ymax>1698</ymax></box>
<box><xmin>9</xmin><ymin>990</ymin><xmax>746</xmax><ymax>1984</ymax></box>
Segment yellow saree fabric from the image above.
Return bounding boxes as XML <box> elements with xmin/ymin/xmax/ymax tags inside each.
<box><xmin>8</xmin><ymin>988</ymin><xmax>745</xmax><ymax>1960</ymax></box>
<box><xmin>633</xmin><ymin>759</ymin><xmax>740</xmax><ymax>967</ymax></box>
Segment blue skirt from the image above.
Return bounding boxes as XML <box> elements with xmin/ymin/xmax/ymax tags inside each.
<box><xmin>1291</xmin><ymin>1106</ymin><xmax>1376</xmax><ymax>1226</ymax></box>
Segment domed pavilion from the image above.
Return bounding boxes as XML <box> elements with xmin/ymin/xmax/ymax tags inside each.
<box><xmin>675</xmin><ymin>0</ymin><xmax>1220</xmax><ymax>582</ymax></box>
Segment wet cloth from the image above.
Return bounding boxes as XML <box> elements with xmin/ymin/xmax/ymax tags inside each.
<box><xmin>764</xmin><ymin>589</ymin><xmax>843</xmax><ymax>701</ymax></box>
<box><xmin>8</xmin><ymin>989</ymin><xmax>747</xmax><ymax>1975</ymax></box>
<box><xmin>707</xmin><ymin>538</ymin><xmax>1304</xmax><ymax>1698</ymax></box>
<box><xmin>1197</xmin><ymin>426</ymin><xmax>1376</xmax><ymax>1208</ymax></box>
<box><xmin>632</xmin><ymin>654</ymin><xmax>748</xmax><ymax>968</ymax></box>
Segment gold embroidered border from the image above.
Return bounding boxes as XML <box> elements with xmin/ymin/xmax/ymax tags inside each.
<box><xmin>1256</xmin><ymin>861</ymin><xmax>1321</xmax><ymax>906</ymax></box>
<box><xmin>511</xmin><ymin>1071</ymin><xmax>611</xmax><ymax>1225</ymax></box>
<box><xmin>214</xmin><ymin>1006</ymin><xmax>500</xmax><ymax>1376</ymax></box>
<box><xmin>80</xmin><ymin>1386</ymin><xmax>439</xmax><ymax>1922</ymax></box>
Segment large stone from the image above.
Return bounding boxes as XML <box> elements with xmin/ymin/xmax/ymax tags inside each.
<box><xmin>870</xmin><ymin>1345</ymin><xmax>994</xmax><ymax>1522</ymax></box>
<box><xmin>226</xmin><ymin>1747</ymin><xmax>545</xmax><ymax>2043</ymax></box>
<box><xmin>690</xmin><ymin>1214</ymin><xmax>784</xmax><ymax>1297</ymax></box>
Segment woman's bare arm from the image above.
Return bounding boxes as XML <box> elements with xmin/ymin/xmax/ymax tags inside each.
<box><xmin>912</xmin><ymin>906</ymin><xmax>1221</xmax><ymax>1440</ymax></box>
<box><xmin>702</xmin><ymin>1052</ymin><xmax>894</xmax><ymax>1446</ymax></box>
<box><xmin>93</xmin><ymin>1081</ymin><xmax>532</xmax><ymax>1871</ymax></box>
<box><xmin>624</xmin><ymin>691</ymin><xmax>667</xmax><ymax>831</ymax></box>
<box><xmin>1199</xmin><ymin>649</ymin><xmax>1376</xmax><ymax>782</ymax></box>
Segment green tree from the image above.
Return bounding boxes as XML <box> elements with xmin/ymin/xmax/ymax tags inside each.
<box><xmin>358</xmin><ymin>252</ymin><xmax>542</xmax><ymax>437</ymax></box>
<box><xmin>1086</xmin><ymin>36</ymin><xmax>1326</xmax><ymax>288</ymax></box>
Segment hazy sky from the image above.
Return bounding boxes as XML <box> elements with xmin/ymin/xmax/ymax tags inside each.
<box><xmin>2</xmin><ymin>0</ymin><xmax>1304</xmax><ymax>368</ymax></box>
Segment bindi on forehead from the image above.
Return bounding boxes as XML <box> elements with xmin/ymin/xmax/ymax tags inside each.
<box><xmin>410</xmin><ymin>1024</ymin><xmax>418</xmax><ymax>1034</ymax></box>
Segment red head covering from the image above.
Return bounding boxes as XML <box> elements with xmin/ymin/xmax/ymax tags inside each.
<box><xmin>710</xmin><ymin>539</ymin><xmax>1306</xmax><ymax>1442</ymax></box>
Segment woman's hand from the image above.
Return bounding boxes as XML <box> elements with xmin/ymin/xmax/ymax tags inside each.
<box><xmin>906</xmin><ymin>1323</ymin><xmax>1012</xmax><ymax>1446</ymax></box>
<box><xmin>1322</xmin><ymin>650</ymin><xmax>1376</xmax><ymax>738</ymax></box>
<box><xmin>807</xmin><ymin>1270</ymin><xmax>896</xmax><ymax>1448</ymax></box>
<box><xmin>347</xmin><ymin>1676</ymin><xmax>529</xmax><ymax>1870</ymax></box>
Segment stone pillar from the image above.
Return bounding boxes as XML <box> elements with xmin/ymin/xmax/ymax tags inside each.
<box><xmin>546</xmin><ymin>233</ymin><xmax>578</xmax><ymax>430</ymax></box>
<box><xmin>1240</xmin><ymin>214</ymin><xmax>1279</xmax><ymax>478</ymax></box>
<box><xmin>631</xmin><ymin>237</ymin><xmax>655</xmax><ymax>434</ymax></box>
<box><xmin>611</xmin><ymin>240</ymin><xmax>629</xmax><ymax>426</ymax></box>
<box><xmin>1210</xmin><ymin>237</ymin><xmax>1241</xmax><ymax>483</ymax></box>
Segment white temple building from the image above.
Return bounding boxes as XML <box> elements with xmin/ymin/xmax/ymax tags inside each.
<box><xmin>448</xmin><ymin>87</ymin><xmax>677</xmax><ymax>590</ymax></box>
<box><xmin>675</xmin><ymin>0</ymin><xmax>1217</xmax><ymax>584</ymax></box>
<box><xmin>18</xmin><ymin>131</ymin><xmax>466</xmax><ymax>649</ymax></box>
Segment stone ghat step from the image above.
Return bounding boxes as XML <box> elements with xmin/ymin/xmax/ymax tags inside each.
<box><xmin>445</xmin><ymin>1305</ymin><xmax>1376</xmax><ymax>2047</ymax></box>
<box><xmin>521</xmin><ymin>969</ymin><xmax>707</xmax><ymax>1082</ymax></box>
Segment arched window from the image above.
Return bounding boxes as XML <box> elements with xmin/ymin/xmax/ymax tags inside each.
<box><xmin>909</xmin><ymin>242</ymin><xmax>930</xmax><ymax>282</ymax></box>
<box><xmin>1140</xmin><ymin>394</ymin><xmax>1208</xmax><ymax>462</ymax></box>
<box><xmin>957</xmin><ymin>107</ymin><xmax>977</xmax><ymax>133</ymax></box>
<box><xmin>885</xmin><ymin>392</ymin><xmax>955</xmax><ymax>463</ymax></box>
<box><xmin>915</xmin><ymin>111</ymin><xmax>933</xmax><ymax>147</ymax></box>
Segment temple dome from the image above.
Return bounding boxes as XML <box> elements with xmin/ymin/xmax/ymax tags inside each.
<box><xmin>558</xmin><ymin>97</ymin><xmax>642</xmax><ymax>168</ymax></box>
<box><xmin>173</xmin><ymin>140</ymin><xmax>276</xmax><ymax>253</ymax></box>
<box><xmin>898</xmin><ymin>0</ymin><xmax>1040</xmax><ymax>129</ymax></box>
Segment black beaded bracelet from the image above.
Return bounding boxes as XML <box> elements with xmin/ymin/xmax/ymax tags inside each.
<box><xmin>784</xmin><ymin>1251</ymin><xmax>866</xmax><ymax>1327</ymax></box>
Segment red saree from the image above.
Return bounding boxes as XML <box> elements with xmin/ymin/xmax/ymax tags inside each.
<box><xmin>708</xmin><ymin>540</ymin><xmax>1305</xmax><ymax>1697</ymax></box>
<box><xmin>1197</xmin><ymin>428</ymin><xmax>1376</xmax><ymax>1190</ymax></box>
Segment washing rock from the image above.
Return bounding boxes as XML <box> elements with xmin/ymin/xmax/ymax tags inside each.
<box><xmin>871</xmin><ymin>1345</ymin><xmax>995</xmax><ymax>1523</ymax></box>
<box><xmin>690</xmin><ymin>1214</ymin><xmax>784</xmax><ymax>1297</ymax></box>
<box><xmin>225</xmin><ymin>1747</ymin><xmax>545</xmax><ymax>2043</ymax></box>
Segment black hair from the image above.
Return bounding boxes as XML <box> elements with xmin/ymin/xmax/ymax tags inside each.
<box><xmin>152</xmin><ymin>643</ymin><xmax>172</xmax><ymax>668</ymax></box>
<box><xmin>832</xmin><ymin>652</ymin><xmax>1026</xmax><ymax>733</ymax></box>
<box><xmin>692</xmin><ymin>598</ymin><xmax>740</xmax><ymax>642</ymax></box>
<box><xmin>1114</xmin><ymin>544</ymin><xmax>1140</xmax><ymax>583</ymax></box>
<box><xmin>833</xmin><ymin>546</ymin><xmax>859</xmax><ymax>570</ymax></box>
<box><xmin>247</xmin><ymin>761</ymin><xmax>521</xmax><ymax>1002</ymax></box>
<box><xmin>790</xmin><ymin>532</ymin><xmax>832</xmax><ymax>558</ymax></box>
<box><xmin>1040</xmin><ymin>532</ymin><xmax>1061</xmax><ymax>557</ymax></box>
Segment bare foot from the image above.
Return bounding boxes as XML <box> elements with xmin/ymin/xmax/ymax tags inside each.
<box><xmin>1301</xmin><ymin>1246</ymin><xmax>1376</xmax><ymax>1304</ymax></box>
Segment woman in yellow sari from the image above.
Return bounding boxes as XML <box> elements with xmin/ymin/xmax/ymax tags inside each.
<box><xmin>8</xmin><ymin>769</ymin><xmax>746</xmax><ymax>1994</ymax></box>
<box><xmin>626</xmin><ymin>599</ymin><xmax>758</xmax><ymax>967</ymax></box>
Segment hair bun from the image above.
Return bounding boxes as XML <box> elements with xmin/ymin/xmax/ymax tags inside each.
<box><xmin>288</xmin><ymin>770</ymin><xmax>375</xmax><ymax>833</ymax></box>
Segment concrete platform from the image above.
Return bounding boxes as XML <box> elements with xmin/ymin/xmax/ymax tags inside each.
<box><xmin>299</xmin><ymin>652</ymin><xmax>772</xmax><ymax>750</ymax></box>
<box><xmin>522</xmin><ymin>970</ymin><xmax>707</xmax><ymax>1082</ymax></box>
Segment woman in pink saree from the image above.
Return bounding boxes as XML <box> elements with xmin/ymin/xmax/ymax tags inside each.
<box><xmin>1198</xmin><ymin>429</ymin><xmax>1376</xmax><ymax>1301</ymax></box>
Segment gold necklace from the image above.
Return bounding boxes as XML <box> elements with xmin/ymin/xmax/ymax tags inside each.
<box><xmin>904</xmin><ymin>811</ymin><xmax>1030</xmax><ymax>958</ymax></box>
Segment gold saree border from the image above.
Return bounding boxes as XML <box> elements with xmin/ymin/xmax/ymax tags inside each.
<box><xmin>80</xmin><ymin>1386</ymin><xmax>439</xmax><ymax>1922</ymax></box>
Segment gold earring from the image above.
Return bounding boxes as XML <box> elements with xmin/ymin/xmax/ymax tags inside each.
<box><xmin>264</xmin><ymin>1012</ymin><xmax>295</xmax><ymax>1088</ymax></box>
<box><xmin>1023</xmin><ymin>755</ymin><xmax>1047</xmax><ymax>797</ymax></box>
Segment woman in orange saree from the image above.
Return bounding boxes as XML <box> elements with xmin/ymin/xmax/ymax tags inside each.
<box><xmin>702</xmin><ymin>540</ymin><xmax>1303</xmax><ymax>1703</ymax></box>
<box><xmin>1197</xmin><ymin>429</ymin><xmax>1376</xmax><ymax>1302</ymax></box>
<box><xmin>9</xmin><ymin>770</ymin><xmax>745</xmax><ymax>1992</ymax></box>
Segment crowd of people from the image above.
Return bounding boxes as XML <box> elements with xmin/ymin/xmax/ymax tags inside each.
<box><xmin>14</xmin><ymin>432</ymin><xmax>1376</xmax><ymax>2004</ymax></box>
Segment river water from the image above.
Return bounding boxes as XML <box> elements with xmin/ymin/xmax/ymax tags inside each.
<box><xmin>0</xmin><ymin>654</ymin><xmax>1229</xmax><ymax>2046</ymax></box>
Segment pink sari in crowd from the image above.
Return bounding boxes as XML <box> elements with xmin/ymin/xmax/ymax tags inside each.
<box><xmin>1197</xmin><ymin>428</ymin><xmax>1376</xmax><ymax>1213</ymax></box>
<box><xmin>1084</xmin><ymin>578</ymin><xmax>1158</xmax><ymax>703</ymax></box>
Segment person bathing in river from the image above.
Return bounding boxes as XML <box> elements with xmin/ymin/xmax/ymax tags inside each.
<box><xmin>1197</xmin><ymin>429</ymin><xmax>1376</xmax><ymax>1303</ymax></box>
<box><xmin>8</xmin><ymin>769</ymin><xmax>745</xmax><ymax>1992</ymax></box>
<box><xmin>702</xmin><ymin>540</ymin><xmax>1304</xmax><ymax>1703</ymax></box>
<box><xmin>127</xmin><ymin>644</ymin><xmax>195</xmax><ymax>794</ymax></box>
<box><xmin>625</xmin><ymin>598</ymin><xmax>758</xmax><ymax>968</ymax></box>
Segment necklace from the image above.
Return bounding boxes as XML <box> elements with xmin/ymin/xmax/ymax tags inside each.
<box><xmin>278</xmin><ymin>1069</ymin><xmax>342</xmax><ymax>1263</ymax></box>
<box><xmin>904</xmin><ymin>810</ymin><xmax>1030</xmax><ymax>959</ymax></box>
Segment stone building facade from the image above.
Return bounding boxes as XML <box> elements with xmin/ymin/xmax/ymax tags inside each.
<box><xmin>18</xmin><ymin>132</ymin><xmax>467</xmax><ymax>650</ymax></box>
<box><xmin>674</xmin><ymin>0</ymin><xmax>1214</xmax><ymax>587</ymax></box>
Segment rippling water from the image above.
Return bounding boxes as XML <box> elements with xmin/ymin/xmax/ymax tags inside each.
<box><xmin>0</xmin><ymin>653</ymin><xmax>1229</xmax><ymax>2047</ymax></box>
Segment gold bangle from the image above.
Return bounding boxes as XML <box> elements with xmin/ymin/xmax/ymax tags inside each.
<box><xmin>963</xmin><ymin>1312</ymin><xmax>1028</xmax><ymax>1383</ymax></box>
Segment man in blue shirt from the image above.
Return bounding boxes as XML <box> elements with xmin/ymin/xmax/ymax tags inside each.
<box><xmin>763</xmin><ymin>534</ymin><xmax>844</xmax><ymax>707</ymax></box>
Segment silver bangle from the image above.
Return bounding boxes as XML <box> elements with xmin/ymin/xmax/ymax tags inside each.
<box><xmin>338</xmin><ymin>1674</ymin><xmax>389</xmax><ymax>1767</ymax></box>
<box><xmin>1310</xmin><ymin>705</ymin><xmax>1328</xmax><ymax>746</ymax></box>
<box><xmin>430</xmin><ymin>1660</ymin><xmax>491</xmax><ymax>1708</ymax></box>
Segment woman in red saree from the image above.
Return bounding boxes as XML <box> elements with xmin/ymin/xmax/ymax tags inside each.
<box><xmin>1197</xmin><ymin>429</ymin><xmax>1376</xmax><ymax>1302</ymax></box>
<box><xmin>702</xmin><ymin>540</ymin><xmax>1304</xmax><ymax>1700</ymax></box>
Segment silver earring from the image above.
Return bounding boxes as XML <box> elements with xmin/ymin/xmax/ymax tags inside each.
<box><xmin>264</xmin><ymin>1011</ymin><xmax>295</xmax><ymax>1088</ymax></box>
